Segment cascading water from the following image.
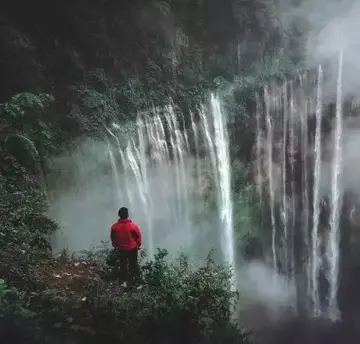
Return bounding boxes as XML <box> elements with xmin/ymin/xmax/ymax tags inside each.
<box><xmin>288</xmin><ymin>83</ymin><xmax>296</xmax><ymax>283</ymax></box>
<box><xmin>210</xmin><ymin>95</ymin><xmax>236</xmax><ymax>283</ymax></box>
<box><xmin>255</xmin><ymin>94</ymin><xmax>263</xmax><ymax>203</ymax></box>
<box><xmin>264</xmin><ymin>87</ymin><xmax>277</xmax><ymax>274</ymax></box>
<box><xmin>311</xmin><ymin>65</ymin><xmax>323</xmax><ymax>316</ymax></box>
<box><xmin>104</xmin><ymin>96</ymin><xmax>235</xmax><ymax>273</ymax></box>
<box><xmin>49</xmin><ymin>53</ymin><xmax>347</xmax><ymax>321</ymax></box>
<box><xmin>256</xmin><ymin>57</ymin><xmax>345</xmax><ymax>319</ymax></box>
<box><xmin>299</xmin><ymin>74</ymin><xmax>310</xmax><ymax>311</ymax></box>
<box><xmin>282</xmin><ymin>83</ymin><xmax>289</xmax><ymax>273</ymax></box>
<box><xmin>326</xmin><ymin>50</ymin><xmax>344</xmax><ymax>321</ymax></box>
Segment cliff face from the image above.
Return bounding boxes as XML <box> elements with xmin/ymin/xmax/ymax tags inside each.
<box><xmin>0</xmin><ymin>0</ymin><xmax>228</xmax><ymax>98</ymax></box>
<box><xmin>0</xmin><ymin>0</ymin><xmax>287</xmax><ymax>100</ymax></box>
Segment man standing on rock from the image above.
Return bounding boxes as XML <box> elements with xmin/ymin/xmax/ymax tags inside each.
<box><xmin>110</xmin><ymin>207</ymin><xmax>142</xmax><ymax>287</ymax></box>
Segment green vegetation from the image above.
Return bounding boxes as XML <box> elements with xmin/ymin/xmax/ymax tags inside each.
<box><xmin>0</xmin><ymin>249</ymin><xmax>251</xmax><ymax>343</ymax></box>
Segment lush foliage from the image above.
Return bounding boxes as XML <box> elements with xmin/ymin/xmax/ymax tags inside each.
<box><xmin>0</xmin><ymin>92</ymin><xmax>58</xmax><ymax>291</ymax></box>
<box><xmin>95</xmin><ymin>249</ymin><xmax>246</xmax><ymax>343</ymax></box>
<box><xmin>0</xmin><ymin>0</ymin><xmax>302</xmax><ymax>133</ymax></box>
<box><xmin>0</xmin><ymin>250</ymin><xmax>250</xmax><ymax>344</ymax></box>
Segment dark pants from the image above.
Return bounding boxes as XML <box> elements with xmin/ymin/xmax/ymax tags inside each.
<box><xmin>118</xmin><ymin>248</ymin><xmax>140</xmax><ymax>285</ymax></box>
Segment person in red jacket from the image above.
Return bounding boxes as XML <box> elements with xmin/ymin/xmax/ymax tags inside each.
<box><xmin>110</xmin><ymin>207</ymin><xmax>142</xmax><ymax>286</ymax></box>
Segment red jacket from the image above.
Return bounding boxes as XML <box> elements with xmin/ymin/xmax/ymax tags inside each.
<box><xmin>110</xmin><ymin>218</ymin><xmax>142</xmax><ymax>250</ymax></box>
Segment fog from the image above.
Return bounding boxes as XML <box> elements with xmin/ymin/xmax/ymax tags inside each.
<box><xmin>236</xmin><ymin>260</ymin><xmax>297</xmax><ymax>329</ymax></box>
<box><xmin>319</xmin><ymin>117</ymin><xmax>360</xmax><ymax>203</ymax></box>
<box><xmin>277</xmin><ymin>0</ymin><xmax>360</xmax><ymax>101</ymax></box>
<box><xmin>48</xmin><ymin>137</ymin><xmax>222</xmax><ymax>262</ymax></box>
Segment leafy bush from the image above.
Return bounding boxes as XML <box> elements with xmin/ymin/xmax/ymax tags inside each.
<box><xmin>0</xmin><ymin>249</ymin><xmax>251</xmax><ymax>343</ymax></box>
<box><xmin>0</xmin><ymin>279</ymin><xmax>57</xmax><ymax>344</ymax></box>
<box><xmin>91</xmin><ymin>249</ymin><xmax>247</xmax><ymax>344</ymax></box>
<box><xmin>0</xmin><ymin>279</ymin><xmax>35</xmax><ymax>318</ymax></box>
<box><xmin>0</xmin><ymin>92</ymin><xmax>58</xmax><ymax>294</ymax></box>
<box><xmin>0</xmin><ymin>279</ymin><xmax>12</xmax><ymax>315</ymax></box>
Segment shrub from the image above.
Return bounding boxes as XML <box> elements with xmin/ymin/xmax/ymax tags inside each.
<box><xmin>92</xmin><ymin>249</ymin><xmax>247</xmax><ymax>344</ymax></box>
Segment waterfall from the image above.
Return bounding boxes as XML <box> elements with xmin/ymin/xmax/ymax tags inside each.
<box><xmin>264</xmin><ymin>87</ymin><xmax>277</xmax><ymax>274</ymax></box>
<box><xmin>326</xmin><ymin>50</ymin><xmax>344</xmax><ymax>320</ymax></box>
<box><xmin>50</xmin><ymin>60</ymin><xmax>347</xmax><ymax>320</ymax></box>
<box><xmin>255</xmin><ymin>94</ymin><xmax>263</xmax><ymax>203</ymax></box>
<box><xmin>300</xmin><ymin>75</ymin><xmax>310</xmax><ymax>310</ymax></box>
<box><xmin>104</xmin><ymin>95</ymin><xmax>235</xmax><ymax>267</ymax></box>
<box><xmin>311</xmin><ymin>65</ymin><xmax>323</xmax><ymax>316</ymax></box>
<box><xmin>211</xmin><ymin>95</ymin><xmax>236</xmax><ymax>284</ymax></box>
<box><xmin>256</xmin><ymin>62</ymin><xmax>346</xmax><ymax>319</ymax></box>
<box><xmin>282</xmin><ymin>83</ymin><xmax>289</xmax><ymax>273</ymax></box>
<box><xmin>289</xmin><ymin>83</ymin><xmax>296</xmax><ymax>283</ymax></box>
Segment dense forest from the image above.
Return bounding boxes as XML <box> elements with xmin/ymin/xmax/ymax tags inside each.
<box><xmin>2</xmin><ymin>0</ymin><xmax>351</xmax><ymax>343</ymax></box>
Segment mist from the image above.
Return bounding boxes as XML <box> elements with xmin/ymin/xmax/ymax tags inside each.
<box><xmin>236</xmin><ymin>260</ymin><xmax>297</xmax><ymax>329</ymax></box>
<box><xmin>47</xmin><ymin>137</ymin><xmax>222</xmax><ymax>262</ymax></box>
<box><xmin>276</xmin><ymin>0</ymin><xmax>360</xmax><ymax>101</ymax></box>
<box><xmin>332</xmin><ymin>117</ymin><xmax>360</xmax><ymax>196</ymax></box>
